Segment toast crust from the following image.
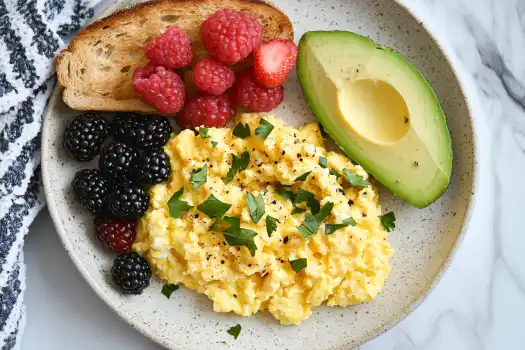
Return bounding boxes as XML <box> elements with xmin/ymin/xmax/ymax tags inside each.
<box><xmin>56</xmin><ymin>0</ymin><xmax>293</xmax><ymax>114</ymax></box>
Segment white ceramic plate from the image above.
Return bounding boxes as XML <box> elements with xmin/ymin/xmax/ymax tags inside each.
<box><xmin>42</xmin><ymin>0</ymin><xmax>477</xmax><ymax>349</ymax></box>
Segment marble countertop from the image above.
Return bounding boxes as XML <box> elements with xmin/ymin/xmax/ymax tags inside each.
<box><xmin>20</xmin><ymin>0</ymin><xmax>525</xmax><ymax>348</ymax></box>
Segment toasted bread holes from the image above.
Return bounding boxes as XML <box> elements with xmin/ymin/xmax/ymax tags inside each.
<box><xmin>160</xmin><ymin>15</ymin><xmax>180</xmax><ymax>22</ymax></box>
<box><xmin>120</xmin><ymin>66</ymin><xmax>131</xmax><ymax>73</ymax></box>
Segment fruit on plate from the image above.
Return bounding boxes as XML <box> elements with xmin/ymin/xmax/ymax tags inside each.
<box><xmin>111</xmin><ymin>114</ymin><xmax>172</xmax><ymax>149</ymax></box>
<box><xmin>63</xmin><ymin>112</ymin><xmax>108</xmax><ymax>162</ymax></box>
<box><xmin>106</xmin><ymin>183</ymin><xmax>149</xmax><ymax>221</ymax></box>
<box><xmin>135</xmin><ymin>148</ymin><xmax>171</xmax><ymax>185</ymax></box>
<box><xmin>72</xmin><ymin>169</ymin><xmax>110</xmax><ymax>215</ymax></box>
<box><xmin>112</xmin><ymin>252</ymin><xmax>152</xmax><ymax>294</ymax></box>
<box><xmin>176</xmin><ymin>94</ymin><xmax>236</xmax><ymax>129</ymax></box>
<box><xmin>99</xmin><ymin>142</ymin><xmax>139</xmax><ymax>184</ymax></box>
<box><xmin>233</xmin><ymin>68</ymin><xmax>284</xmax><ymax>112</ymax></box>
<box><xmin>55</xmin><ymin>0</ymin><xmax>293</xmax><ymax>114</ymax></box>
<box><xmin>200</xmin><ymin>8</ymin><xmax>262</xmax><ymax>65</ymax></box>
<box><xmin>297</xmin><ymin>31</ymin><xmax>452</xmax><ymax>208</ymax></box>
<box><xmin>132</xmin><ymin>65</ymin><xmax>186</xmax><ymax>114</ymax></box>
<box><xmin>95</xmin><ymin>217</ymin><xmax>137</xmax><ymax>253</ymax></box>
<box><xmin>254</xmin><ymin>39</ymin><xmax>297</xmax><ymax>88</ymax></box>
<box><xmin>144</xmin><ymin>26</ymin><xmax>193</xmax><ymax>69</ymax></box>
<box><xmin>193</xmin><ymin>57</ymin><xmax>235</xmax><ymax>95</ymax></box>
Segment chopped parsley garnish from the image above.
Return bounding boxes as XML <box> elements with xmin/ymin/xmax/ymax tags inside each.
<box><xmin>199</xmin><ymin>127</ymin><xmax>210</xmax><ymax>139</ymax></box>
<box><xmin>211</xmin><ymin>141</ymin><xmax>218</xmax><ymax>147</ymax></box>
<box><xmin>343</xmin><ymin>169</ymin><xmax>369</xmax><ymax>188</ymax></box>
<box><xmin>167</xmin><ymin>188</ymin><xmax>193</xmax><ymax>219</ymax></box>
<box><xmin>224</xmin><ymin>151</ymin><xmax>250</xmax><ymax>184</ymax></box>
<box><xmin>294</xmin><ymin>171</ymin><xmax>311</xmax><ymax>182</ymax></box>
<box><xmin>329</xmin><ymin>169</ymin><xmax>341</xmax><ymax>179</ymax></box>
<box><xmin>294</xmin><ymin>189</ymin><xmax>314</xmax><ymax>204</ymax></box>
<box><xmin>319</xmin><ymin>156</ymin><xmax>328</xmax><ymax>168</ymax></box>
<box><xmin>297</xmin><ymin>202</ymin><xmax>334</xmax><ymax>239</ymax></box>
<box><xmin>227</xmin><ymin>324</ymin><xmax>242</xmax><ymax>340</ymax></box>
<box><xmin>246</xmin><ymin>192</ymin><xmax>265</xmax><ymax>224</ymax></box>
<box><xmin>289</xmin><ymin>258</ymin><xmax>307</xmax><ymax>272</ymax></box>
<box><xmin>277</xmin><ymin>186</ymin><xmax>294</xmax><ymax>201</ymax></box>
<box><xmin>223</xmin><ymin>227</ymin><xmax>258</xmax><ymax>256</ymax></box>
<box><xmin>308</xmin><ymin>198</ymin><xmax>320</xmax><ymax>215</ymax></box>
<box><xmin>197</xmin><ymin>194</ymin><xmax>231</xmax><ymax>219</ymax></box>
<box><xmin>233</xmin><ymin>122</ymin><xmax>251</xmax><ymax>139</ymax></box>
<box><xmin>254</xmin><ymin>118</ymin><xmax>274</xmax><ymax>138</ymax></box>
<box><xmin>190</xmin><ymin>165</ymin><xmax>208</xmax><ymax>189</ymax></box>
<box><xmin>161</xmin><ymin>283</ymin><xmax>179</xmax><ymax>298</ymax></box>
<box><xmin>266</xmin><ymin>215</ymin><xmax>278</xmax><ymax>237</ymax></box>
<box><xmin>325</xmin><ymin>217</ymin><xmax>357</xmax><ymax>234</ymax></box>
<box><xmin>222</xmin><ymin>216</ymin><xmax>241</xmax><ymax>229</ymax></box>
<box><xmin>379</xmin><ymin>212</ymin><xmax>396</xmax><ymax>232</ymax></box>
<box><xmin>291</xmin><ymin>207</ymin><xmax>306</xmax><ymax>215</ymax></box>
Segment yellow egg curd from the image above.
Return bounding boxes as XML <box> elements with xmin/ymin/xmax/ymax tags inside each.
<box><xmin>134</xmin><ymin>113</ymin><xmax>392</xmax><ymax>325</ymax></box>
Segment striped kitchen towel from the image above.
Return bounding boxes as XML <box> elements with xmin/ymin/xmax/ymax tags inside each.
<box><xmin>0</xmin><ymin>0</ymin><xmax>98</xmax><ymax>348</ymax></box>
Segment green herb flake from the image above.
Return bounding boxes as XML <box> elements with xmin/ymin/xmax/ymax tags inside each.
<box><xmin>161</xmin><ymin>283</ymin><xmax>179</xmax><ymax>298</ymax></box>
<box><xmin>294</xmin><ymin>171</ymin><xmax>312</xmax><ymax>182</ymax></box>
<box><xmin>223</xmin><ymin>227</ymin><xmax>258</xmax><ymax>256</ymax></box>
<box><xmin>277</xmin><ymin>186</ymin><xmax>294</xmax><ymax>201</ymax></box>
<box><xmin>224</xmin><ymin>151</ymin><xmax>250</xmax><ymax>184</ymax></box>
<box><xmin>199</xmin><ymin>127</ymin><xmax>210</xmax><ymax>139</ymax></box>
<box><xmin>254</xmin><ymin>118</ymin><xmax>274</xmax><ymax>139</ymax></box>
<box><xmin>329</xmin><ymin>169</ymin><xmax>341</xmax><ymax>179</ymax></box>
<box><xmin>291</xmin><ymin>207</ymin><xmax>306</xmax><ymax>215</ymax></box>
<box><xmin>167</xmin><ymin>188</ymin><xmax>193</xmax><ymax>219</ymax></box>
<box><xmin>319</xmin><ymin>156</ymin><xmax>328</xmax><ymax>168</ymax></box>
<box><xmin>266</xmin><ymin>215</ymin><xmax>278</xmax><ymax>237</ymax></box>
<box><xmin>247</xmin><ymin>192</ymin><xmax>265</xmax><ymax>224</ymax></box>
<box><xmin>294</xmin><ymin>189</ymin><xmax>314</xmax><ymax>204</ymax></box>
<box><xmin>343</xmin><ymin>169</ymin><xmax>369</xmax><ymax>188</ymax></box>
<box><xmin>211</xmin><ymin>141</ymin><xmax>218</xmax><ymax>147</ymax></box>
<box><xmin>289</xmin><ymin>258</ymin><xmax>307</xmax><ymax>272</ymax></box>
<box><xmin>307</xmin><ymin>198</ymin><xmax>321</xmax><ymax>215</ymax></box>
<box><xmin>227</xmin><ymin>324</ymin><xmax>242</xmax><ymax>340</ymax></box>
<box><xmin>190</xmin><ymin>165</ymin><xmax>208</xmax><ymax>189</ymax></box>
<box><xmin>197</xmin><ymin>194</ymin><xmax>232</xmax><ymax>219</ymax></box>
<box><xmin>233</xmin><ymin>122</ymin><xmax>251</xmax><ymax>139</ymax></box>
<box><xmin>379</xmin><ymin>212</ymin><xmax>396</xmax><ymax>232</ymax></box>
<box><xmin>297</xmin><ymin>202</ymin><xmax>334</xmax><ymax>239</ymax></box>
<box><xmin>325</xmin><ymin>217</ymin><xmax>357</xmax><ymax>234</ymax></box>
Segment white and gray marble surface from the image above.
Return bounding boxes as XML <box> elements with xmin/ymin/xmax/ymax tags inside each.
<box><xmin>20</xmin><ymin>0</ymin><xmax>525</xmax><ymax>349</ymax></box>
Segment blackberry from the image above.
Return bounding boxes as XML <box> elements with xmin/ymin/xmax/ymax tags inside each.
<box><xmin>107</xmin><ymin>183</ymin><xmax>149</xmax><ymax>220</ymax></box>
<box><xmin>111</xmin><ymin>252</ymin><xmax>151</xmax><ymax>294</ymax></box>
<box><xmin>64</xmin><ymin>112</ymin><xmax>109</xmax><ymax>162</ymax></box>
<box><xmin>72</xmin><ymin>169</ymin><xmax>110</xmax><ymax>215</ymax></box>
<box><xmin>95</xmin><ymin>217</ymin><xmax>137</xmax><ymax>253</ymax></box>
<box><xmin>99</xmin><ymin>142</ymin><xmax>138</xmax><ymax>183</ymax></box>
<box><xmin>112</xmin><ymin>114</ymin><xmax>172</xmax><ymax>149</ymax></box>
<box><xmin>136</xmin><ymin>148</ymin><xmax>171</xmax><ymax>185</ymax></box>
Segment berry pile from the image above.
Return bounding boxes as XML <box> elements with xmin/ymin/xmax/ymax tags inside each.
<box><xmin>132</xmin><ymin>8</ymin><xmax>297</xmax><ymax>130</ymax></box>
<box><xmin>64</xmin><ymin>112</ymin><xmax>174</xmax><ymax>294</ymax></box>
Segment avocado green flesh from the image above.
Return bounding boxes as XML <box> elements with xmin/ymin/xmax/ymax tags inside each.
<box><xmin>297</xmin><ymin>31</ymin><xmax>452</xmax><ymax>208</ymax></box>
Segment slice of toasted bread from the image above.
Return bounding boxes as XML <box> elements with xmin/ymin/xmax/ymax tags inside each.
<box><xmin>56</xmin><ymin>0</ymin><xmax>293</xmax><ymax>114</ymax></box>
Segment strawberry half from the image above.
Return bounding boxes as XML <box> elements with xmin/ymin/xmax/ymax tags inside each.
<box><xmin>254</xmin><ymin>39</ymin><xmax>298</xmax><ymax>88</ymax></box>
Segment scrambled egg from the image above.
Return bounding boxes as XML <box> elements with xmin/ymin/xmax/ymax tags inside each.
<box><xmin>134</xmin><ymin>114</ymin><xmax>392</xmax><ymax>325</ymax></box>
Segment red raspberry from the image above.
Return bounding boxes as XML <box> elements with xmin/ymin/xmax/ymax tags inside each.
<box><xmin>193</xmin><ymin>57</ymin><xmax>235</xmax><ymax>95</ymax></box>
<box><xmin>95</xmin><ymin>217</ymin><xmax>137</xmax><ymax>253</ymax></box>
<box><xmin>144</xmin><ymin>26</ymin><xmax>193</xmax><ymax>69</ymax></box>
<box><xmin>132</xmin><ymin>65</ymin><xmax>185</xmax><ymax>114</ymax></box>
<box><xmin>233</xmin><ymin>68</ymin><xmax>284</xmax><ymax>112</ymax></box>
<box><xmin>176</xmin><ymin>94</ymin><xmax>235</xmax><ymax>129</ymax></box>
<box><xmin>200</xmin><ymin>8</ymin><xmax>262</xmax><ymax>65</ymax></box>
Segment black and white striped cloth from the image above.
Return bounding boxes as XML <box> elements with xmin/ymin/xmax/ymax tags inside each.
<box><xmin>0</xmin><ymin>1</ymin><xmax>97</xmax><ymax>348</ymax></box>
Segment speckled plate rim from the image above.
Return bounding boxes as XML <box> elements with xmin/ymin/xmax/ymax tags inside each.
<box><xmin>41</xmin><ymin>0</ymin><xmax>480</xmax><ymax>348</ymax></box>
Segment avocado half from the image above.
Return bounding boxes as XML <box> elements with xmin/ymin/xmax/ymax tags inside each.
<box><xmin>297</xmin><ymin>31</ymin><xmax>452</xmax><ymax>208</ymax></box>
